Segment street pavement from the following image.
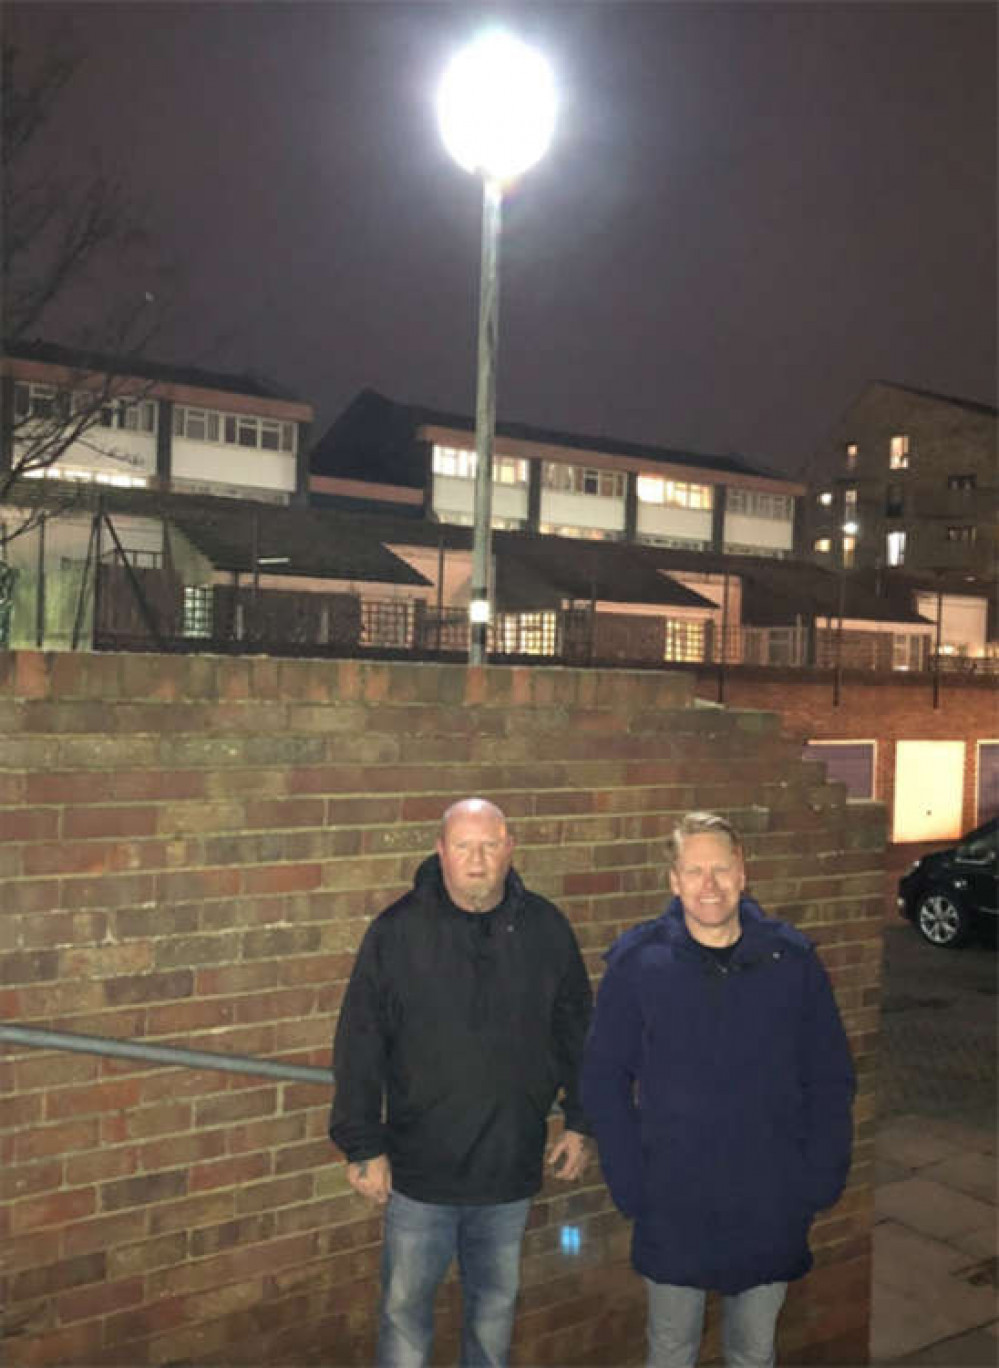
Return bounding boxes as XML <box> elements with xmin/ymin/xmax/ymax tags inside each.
<box><xmin>870</xmin><ymin>920</ymin><xmax>997</xmax><ymax>1366</ymax></box>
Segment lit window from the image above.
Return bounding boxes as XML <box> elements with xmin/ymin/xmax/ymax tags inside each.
<box><xmin>842</xmin><ymin>535</ymin><xmax>856</xmax><ymax>568</ymax></box>
<box><xmin>432</xmin><ymin>446</ymin><xmax>526</xmax><ymax>484</ymax></box>
<box><xmin>537</xmin><ymin>523</ymin><xmax>620</xmax><ymax>541</ymax></box>
<box><xmin>814</xmin><ymin>537</ymin><xmax>832</xmax><ymax>554</ymax></box>
<box><xmin>664</xmin><ymin>620</ymin><xmax>705</xmax><ymax>663</ymax></box>
<box><xmin>183</xmin><ymin>586</ymin><xmax>213</xmax><ymax>638</ymax></box>
<box><xmin>886</xmin><ymin>531</ymin><xmax>906</xmax><ymax>566</ymax></box>
<box><xmin>889</xmin><ymin>434</ymin><xmax>910</xmax><ymax>469</ymax></box>
<box><xmin>844</xmin><ymin>487</ymin><xmax>858</xmax><ymax>515</ymax></box>
<box><xmin>946</xmin><ymin>526</ymin><xmax>977</xmax><ymax>543</ymax></box>
<box><xmin>542</xmin><ymin>463</ymin><xmax>624</xmax><ymax>498</ymax></box>
<box><xmin>845</xmin><ymin>443</ymin><xmax>858</xmax><ymax>470</ymax></box>
<box><xmin>892</xmin><ymin>634</ymin><xmax>926</xmax><ymax>672</ymax></box>
<box><xmin>497</xmin><ymin>611</ymin><xmax>557</xmax><ymax>655</ymax></box>
<box><xmin>637</xmin><ymin>475</ymin><xmax>712</xmax><ymax>509</ymax></box>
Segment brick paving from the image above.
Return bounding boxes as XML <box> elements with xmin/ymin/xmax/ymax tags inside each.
<box><xmin>878</xmin><ymin>922</ymin><xmax>997</xmax><ymax>1131</ymax></box>
<box><xmin>871</xmin><ymin>921</ymin><xmax>997</xmax><ymax>1366</ymax></box>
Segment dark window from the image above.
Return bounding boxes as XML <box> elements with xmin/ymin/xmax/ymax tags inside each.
<box><xmin>946</xmin><ymin>526</ymin><xmax>977</xmax><ymax>543</ymax></box>
<box><xmin>885</xmin><ymin>484</ymin><xmax>904</xmax><ymax>517</ymax></box>
<box><xmin>947</xmin><ymin>474</ymin><xmax>976</xmax><ymax>491</ymax></box>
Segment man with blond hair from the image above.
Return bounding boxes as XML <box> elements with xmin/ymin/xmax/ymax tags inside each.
<box><xmin>583</xmin><ymin>811</ymin><xmax>854</xmax><ymax>1368</ymax></box>
<box><xmin>331</xmin><ymin>797</ymin><xmax>592</xmax><ymax>1368</ymax></box>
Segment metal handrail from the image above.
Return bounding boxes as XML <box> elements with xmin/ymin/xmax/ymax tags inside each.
<box><xmin>1</xmin><ymin>1022</ymin><xmax>568</xmax><ymax>1117</ymax></box>
<box><xmin>1</xmin><ymin>1022</ymin><xmax>333</xmax><ymax>1085</ymax></box>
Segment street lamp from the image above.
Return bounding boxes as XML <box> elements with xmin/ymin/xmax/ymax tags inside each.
<box><xmin>833</xmin><ymin>519</ymin><xmax>859</xmax><ymax>706</ymax></box>
<box><xmin>437</xmin><ymin>31</ymin><xmax>556</xmax><ymax>664</ymax></box>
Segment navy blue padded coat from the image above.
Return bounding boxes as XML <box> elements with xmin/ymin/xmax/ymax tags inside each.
<box><xmin>581</xmin><ymin>896</ymin><xmax>855</xmax><ymax>1294</ymax></box>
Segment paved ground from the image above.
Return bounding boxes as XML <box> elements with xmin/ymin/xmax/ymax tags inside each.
<box><xmin>870</xmin><ymin>921</ymin><xmax>997</xmax><ymax>1367</ymax></box>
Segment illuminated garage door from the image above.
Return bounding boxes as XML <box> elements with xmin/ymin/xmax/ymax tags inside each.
<box><xmin>802</xmin><ymin>741</ymin><xmax>875</xmax><ymax>800</ymax></box>
<box><xmin>978</xmin><ymin>742</ymin><xmax>999</xmax><ymax>823</ymax></box>
<box><xmin>893</xmin><ymin>741</ymin><xmax>965</xmax><ymax>843</ymax></box>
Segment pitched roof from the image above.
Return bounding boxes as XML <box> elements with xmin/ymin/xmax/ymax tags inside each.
<box><xmin>14</xmin><ymin>482</ymin><xmax>430</xmax><ymax>588</ymax></box>
<box><xmin>873</xmin><ymin>381</ymin><xmax>998</xmax><ymax>418</ymax></box>
<box><xmin>5</xmin><ymin>339</ymin><xmax>304</xmax><ymax>405</ymax></box>
<box><xmin>311</xmin><ymin>388</ymin><xmax>790</xmax><ymax>485</ymax></box>
<box><xmin>490</xmin><ymin>533</ymin><xmax>715</xmax><ymax>611</ymax></box>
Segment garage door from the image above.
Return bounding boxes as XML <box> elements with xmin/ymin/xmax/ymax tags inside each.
<box><xmin>802</xmin><ymin>741</ymin><xmax>875</xmax><ymax>800</ymax></box>
<box><xmin>978</xmin><ymin>742</ymin><xmax>999</xmax><ymax>823</ymax></box>
<box><xmin>893</xmin><ymin>741</ymin><xmax>965</xmax><ymax>842</ymax></box>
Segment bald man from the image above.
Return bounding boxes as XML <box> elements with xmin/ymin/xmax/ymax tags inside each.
<box><xmin>330</xmin><ymin>798</ymin><xmax>592</xmax><ymax>1368</ymax></box>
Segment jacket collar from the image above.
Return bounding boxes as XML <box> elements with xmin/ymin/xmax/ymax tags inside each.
<box><xmin>413</xmin><ymin>853</ymin><xmax>525</xmax><ymax>919</ymax></box>
<box><xmin>659</xmin><ymin>895</ymin><xmax>778</xmax><ymax>965</ymax></box>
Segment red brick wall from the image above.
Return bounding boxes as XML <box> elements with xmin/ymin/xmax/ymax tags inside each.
<box><xmin>696</xmin><ymin>669</ymin><xmax>996</xmax><ymax>838</ymax></box>
<box><xmin>2</xmin><ymin>653</ymin><xmax>882</xmax><ymax>1366</ymax></box>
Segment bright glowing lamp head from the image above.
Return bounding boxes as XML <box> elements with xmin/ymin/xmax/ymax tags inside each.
<box><xmin>437</xmin><ymin>31</ymin><xmax>556</xmax><ymax>183</ymax></box>
<box><xmin>842</xmin><ymin>520</ymin><xmax>859</xmax><ymax>536</ymax></box>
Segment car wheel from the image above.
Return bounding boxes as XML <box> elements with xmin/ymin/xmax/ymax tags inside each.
<box><xmin>915</xmin><ymin>890</ymin><xmax>972</xmax><ymax>948</ymax></box>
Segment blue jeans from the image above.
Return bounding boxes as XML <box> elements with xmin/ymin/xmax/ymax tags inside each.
<box><xmin>645</xmin><ymin>1279</ymin><xmax>788</xmax><ymax>1368</ymax></box>
<box><xmin>377</xmin><ymin>1190</ymin><xmax>532</xmax><ymax>1368</ymax></box>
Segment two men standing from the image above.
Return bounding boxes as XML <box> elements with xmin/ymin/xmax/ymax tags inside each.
<box><xmin>331</xmin><ymin>804</ymin><xmax>854</xmax><ymax>1368</ymax></box>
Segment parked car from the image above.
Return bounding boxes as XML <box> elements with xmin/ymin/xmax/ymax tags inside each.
<box><xmin>898</xmin><ymin>816</ymin><xmax>998</xmax><ymax>948</ymax></box>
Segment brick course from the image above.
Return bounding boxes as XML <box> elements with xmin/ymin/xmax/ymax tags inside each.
<box><xmin>1</xmin><ymin>652</ymin><xmax>881</xmax><ymax>1365</ymax></box>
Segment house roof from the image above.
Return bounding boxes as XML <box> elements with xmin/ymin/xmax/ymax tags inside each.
<box><xmin>5</xmin><ymin>339</ymin><xmax>304</xmax><ymax>405</ymax></box>
<box><xmin>873</xmin><ymin>381</ymin><xmax>998</xmax><ymax>419</ymax></box>
<box><xmin>13</xmin><ymin>482</ymin><xmax>430</xmax><ymax>588</ymax></box>
<box><xmin>311</xmin><ymin>388</ymin><xmax>793</xmax><ymax>487</ymax></box>
<box><xmin>167</xmin><ymin>504</ymin><xmax>431</xmax><ymax>586</ymax></box>
<box><xmin>736</xmin><ymin>560</ymin><xmax>930</xmax><ymax>626</ymax></box>
<box><xmin>490</xmin><ymin>533</ymin><xmax>716</xmax><ymax>611</ymax></box>
<box><xmin>7</xmin><ymin>478</ymin><xmax>931</xmax><ymax>625</ymax></box>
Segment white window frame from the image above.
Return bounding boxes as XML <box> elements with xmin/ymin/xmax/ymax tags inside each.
<box><xmin>726</xmin><ymin>489</ymin><xmax>793</xmax><ymax>521</ymax></box>
<box><xmin>174</xmin><ymin>405</ymin><xmax>296</xmax><ymax>454</ymax></box>
<box><xmin>543</xmin><ymin>462</ymin><xmax>625</xmax><ymax>499</ymax></box>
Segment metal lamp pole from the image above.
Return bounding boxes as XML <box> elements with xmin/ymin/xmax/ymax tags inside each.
<box><xmin>436</xmin><ymin>31</ymin><xmax>556</xmax><ymax>666</ymax></box>
<box><xmin>833</xmin><ymin>520</ymin><xmax>858</xmax><ymax>707</ymax></box>
<box><xmin>469</xmin><ymin>177</ymin><xmax>503</xmax><ymax>665</ymax></box>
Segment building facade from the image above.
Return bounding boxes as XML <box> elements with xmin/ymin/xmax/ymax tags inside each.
<box><xmin>1</xmin><ymin>341</ymin><xmax>314</xmax><ymax>505</ymax></box>
<box><xmin>310</xmin><ymin>389</ymin><xmax>806</xmax><ymax>560</ymax></box>
<box><xmin>810</xmin><ymin>381</ymin><xmax>997</xmax><ymax>579</ymax></box>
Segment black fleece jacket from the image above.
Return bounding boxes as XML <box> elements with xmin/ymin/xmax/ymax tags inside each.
<box><xmin>329</xmin><ymin>855</ymin><xmax>593</xmax><ymax>1204</ymax></box>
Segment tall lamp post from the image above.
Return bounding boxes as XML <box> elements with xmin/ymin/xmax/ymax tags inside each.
<box><xmin>833</xmin><ymin>519</ymin><xmax>859</xmax><ymax>707</ymax></box>
<box><xmin>437</xmin><ymin>32</ymin><xmax>556</xmax><ymax>664</ymax></box>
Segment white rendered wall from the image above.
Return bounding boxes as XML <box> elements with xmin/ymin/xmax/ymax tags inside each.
<box><xmin>17</xmin><ymin>426</ymin><xmax>157</xmax><ymax>481</ymax></box>
<box><xmin>431</xmin><ymin>475</ymin><xmax>528</xmax><ymax>526</ymax></box>
<box><xmin>171</xmin><ymin>439</ymin><xmax>296</xmax><ymax>495</ymax></box>
<box><xmin>635</xmin><ymin>505</ymin><xmax>713</xmax><ymax>543</ymax></box>
<box><xmin>723</xmin><ymin>512</ymin><xmax>794</xmax><ymax>553</ymax></box>
<box><xmin>540</xmin><ymin>490</ymin><xmax>625</xmax><ymax>534</ymax></box>
<box><xmin>915</xmin><ymin>592</ymin><xmax>988</xmax><ymax>655</ymax></box>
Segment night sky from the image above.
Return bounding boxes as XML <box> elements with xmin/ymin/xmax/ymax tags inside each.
<box><xmin>7</xmin><ymin>1</ymin><xmax>997</xmax><ymax>481</ymax></box>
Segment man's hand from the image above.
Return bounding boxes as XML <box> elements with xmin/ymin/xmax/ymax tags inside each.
<box><xmin>347</xmin><ymin>1154</ymin><xmax>392</xmax><ymax>1205</ymax></box>
<box><xmin>546</xmin><ymin>1129</ymin><xmax>588</xmax><ymax>1181</ymax></box>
